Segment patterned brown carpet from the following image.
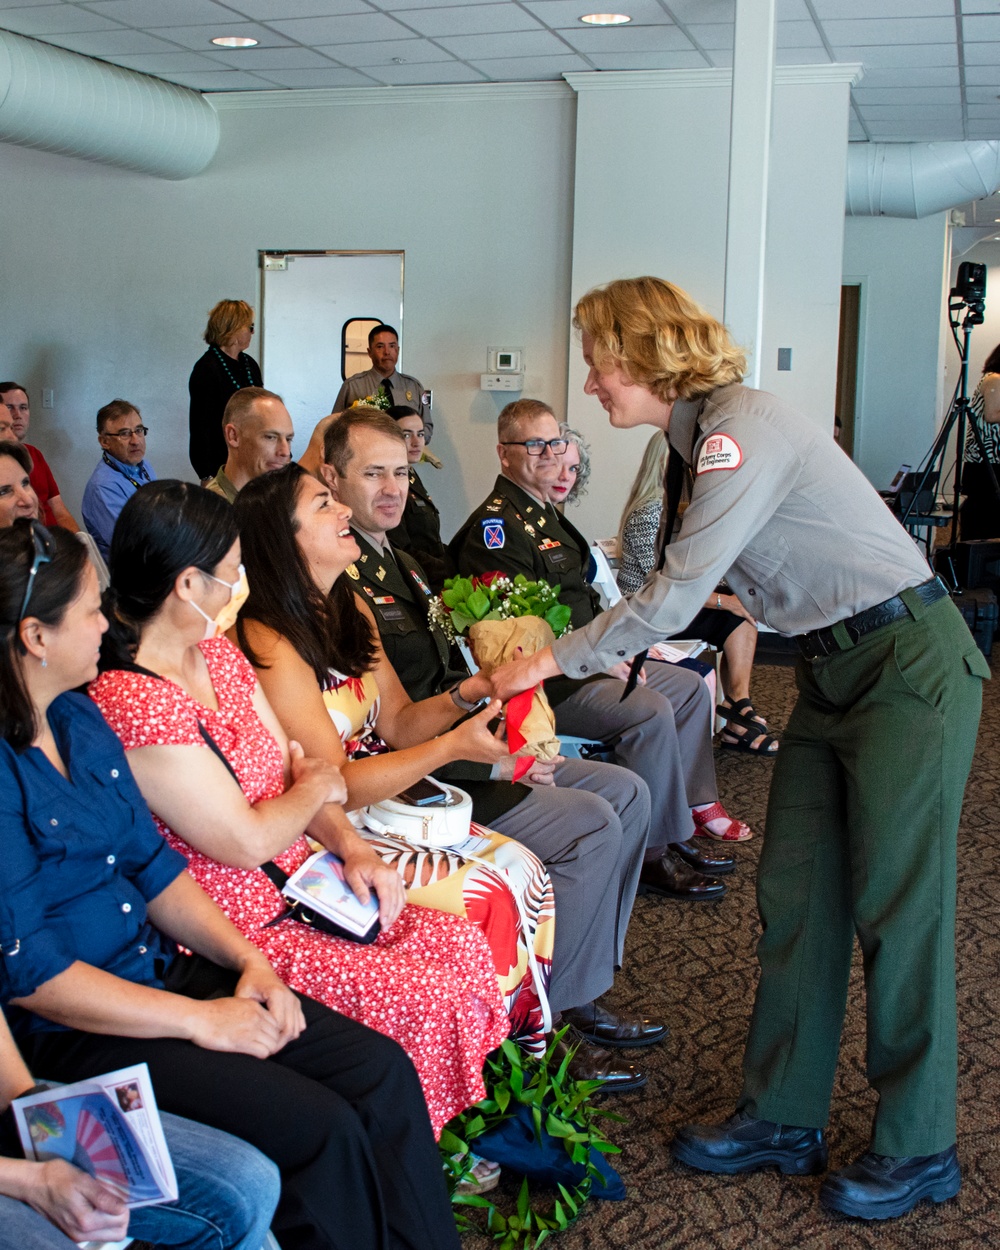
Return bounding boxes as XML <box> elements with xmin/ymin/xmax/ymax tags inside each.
<box><xmin>467</xmin><ymin>654</ymin><xmax>1000</xmax><ymax>1250</ymax></box>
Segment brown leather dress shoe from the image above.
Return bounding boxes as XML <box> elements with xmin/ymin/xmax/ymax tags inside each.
<box><xmin>562</xmin><ymin>1001</ymin><xmax>668</xmax><ymax>1049</ymax></box>
<box><xmin>639</xmin><ymin>848</ymin><xmax>727</xmax><ymax>900</ymax></box>
<box><xmin>549</xmin><ymin>1026</ymin><xmax>648</xmax><ymax>1092</ymax></box>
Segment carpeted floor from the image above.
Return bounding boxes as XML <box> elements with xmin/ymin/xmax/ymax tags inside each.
<box><xmin>466</xmin><ymin>654</ymin><xmax>1000</xmax><ymax>1250</ymax></box>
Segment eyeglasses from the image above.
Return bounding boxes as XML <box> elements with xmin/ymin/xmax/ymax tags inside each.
<box><xmin>104</xmin><ymin>426</ymin><xmax>148</xmax><ymax>440</ymax></box>
<box><xmin>501</xmin><ymin>438</ymin><xmax>569</xmax><ymax>456</ymax></box>
<box><xmin>19</xmin><ymin>521</ymin><xmax>54</xmax><ymax>622</ymax></box>
<box><xmin>401</xmin><ymin>429</ymin><xmax>426</xmax><ymax>442</ymax></box>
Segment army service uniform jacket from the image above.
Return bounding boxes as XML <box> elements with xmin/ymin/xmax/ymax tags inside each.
<box><xmin>348</xmin><ymin>528</ymin><xmax>528</xmax><ymax>822</ymax></box>
<box><xmin>387</xmin><ymin>467</ymin><xmax>456</xmax><ymax>594</ymax></box>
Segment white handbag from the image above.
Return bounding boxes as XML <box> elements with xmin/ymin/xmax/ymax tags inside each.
<box><xmin>364</xmin><ymin>782</ymin><xmax>473</xmax><ymax>849</ymax></box>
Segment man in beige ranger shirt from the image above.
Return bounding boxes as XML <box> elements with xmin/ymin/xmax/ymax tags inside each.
<box><xmin>492</xmin><ymin>277</ymin><xmax>990</xmax><ymax>1222</ymax></box>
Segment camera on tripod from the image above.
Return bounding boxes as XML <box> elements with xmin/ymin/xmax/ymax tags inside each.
<box><xmin>950</xmin><ymin>261</ymin><xmax>986</xmax><ymax>325</ymax></box>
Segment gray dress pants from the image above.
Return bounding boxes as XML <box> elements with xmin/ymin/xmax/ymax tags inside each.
<box><xmin>553</xmin><ymin>660</ymin><xmax>717</xmax><ymax>852</ymax></box>
<box><xmin>488</xmin><ymin>757</ymin><xmax>650</xmax><ymax>1013</ymax></box>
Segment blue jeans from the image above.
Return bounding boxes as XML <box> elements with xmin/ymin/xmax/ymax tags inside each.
<box><xmin>0</xmin><ymin>1112</ymin><xmax>279</xmax><ymax>1250</ymax></box>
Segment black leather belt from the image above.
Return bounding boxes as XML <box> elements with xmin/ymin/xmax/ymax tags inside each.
<box><xmin>796</xmin><ymin>576</ymin><xmax>948</xmax><ymax>661</ymax></box>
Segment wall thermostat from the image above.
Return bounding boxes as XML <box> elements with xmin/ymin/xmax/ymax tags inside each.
<box><xmin>488</xmin><ymin>347</ymin><xmax>523</xmax><ymax>373</ymax></box>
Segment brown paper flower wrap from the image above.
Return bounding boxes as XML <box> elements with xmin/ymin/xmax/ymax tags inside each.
<box><xmin>467</xmin><ymin>616</ymin><xmax>561</xmax><ymax>762</ymax></box>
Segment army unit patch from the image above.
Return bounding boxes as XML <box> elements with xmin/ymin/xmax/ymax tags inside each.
<box><xmin>696</xmin><ymin>433</ymin><xmax>743</xmax><ymax>473</ymax></box>
<box><xmin>482</xmin><ymin>518</ymin><xmax>505</xmax><ymax>549</ymax></box>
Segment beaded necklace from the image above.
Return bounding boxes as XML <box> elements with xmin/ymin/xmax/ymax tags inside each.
<box><xmin>211</xmin><ymin>345</ymin><xmax>256</xmax><ymax>389</ymax></box>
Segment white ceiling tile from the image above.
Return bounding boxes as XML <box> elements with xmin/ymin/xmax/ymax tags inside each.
<box><xmin>321</xmin><ymin>36</ymin><xmax>454</xmax><ymax>62</ymax></box>
<box><xmin>166</xmin><ymin>67</ymin><xmax>281</xmax><ymax>86</ymax></box>
<box><xmin>776</xmin><ymin>19</ymin><xmax>823</xmax><ymax>47</ymax></box>
<box><xmin>962</xmin><ymin>0</ymin><xmax>999</xmax><ymax>11</ymax></box>
<box><xmin>469</xmin><ymin>51</ymin><xmax>588</xmax><ymax>75</ymax></box>
<box><xmin>964</xmin><ymin>64</ymin><xmax>1000</xmax><ymax>84</ymax></box>
<box><xmin>707</xmin><ymin>46</ymin><xmax>731</xmax><ymax>63</ymax></box>
<box><xmin>823</xmin><ymin>16</ymin><xmax>957</xmax><ymax>44</ymax></box>
<box><xmin>583</xmin><ymin>48</ymin><xmax>711</xmax><ymax>67</ymax></box>
<box><xmin>829</xmin><ymin>42</ymin><xmax>957</xmax><ymax>65</ymax></box>
<box><xmin>226</xmin><ymin>0</ymin><xmax>370</xmax><ymax>15</ymax></box>
<box><xmin>963</xmin><ymin>40</ymin><xmax>1000</xmax><ymax>63</ymax></box>
<box><xmin>402</xmin><ymin>3</ymin><xmax>542</xmax><ymax>36</ymax></box>
<box><xmin>966</xmin><ymin>122</ymin><xmax>1000</xmax><ymax>136</ymax></box>
<box><xmin>141</xmin><ymin>21</ymin><xmax>295</xmax><ymax>48</ymax></box>
<box><xmin>203</xmin><ymin>45</ymin><xmax>339</xmax><ymax>67</ymax></box>
<box><xmin>380</xmin><ymin>0</ymin><xmax>519</xmax><ymax>9</ymax></box>
<box><xmin>859</xmin><ymin>103</ymin><xmax>963</xmax><ymax>118</ymax></box>
<box><xmin>662</xmin><ymin>0</ymin><xmax>732</xmax><ymax>25</ymax></box>
<box><xmin>0</xmin><ymin>0</ymin><xmax>58</xmax><ymax>7</ymax></box>
<box><xmin>265</xmin><ymin>11</ymin><xmax>413</xmax><ymax>40</ymax></box>
<box><xmin>84</xmin><ymin>0</ymin><xmax>234</xmax><ymax>25</ymax></box>
<box><xmin>363</xmin><ymin>58</ymin><xmax>485</xmax><ymax>79</ymax></box>
<box><xmin>0</xmin><ymin>5</ymin><xmax>122</xmax><ymax>34</ymax></box>
<box><xmin>434</xmin><ymin>27</ymin><xmax>567</xmax><ymax>54</ymax></box>
<box><xmin>967</xmin><ymin>103</ymin><xmax>1000</xmax><ymax>116</ymax></box>
<box><xmin>523</xmin><ymin>0</ymin><xmax>670</xmax><ymax>29</ymax></box>
<box><xmin>253</xmin><ymin>65</ymin><xmax>377</xmax><ymax>84</ymax></box>
<box><xmin>812</xmin><ymin>0</ymin><xmax>953</xmax><ymax>16</ymax></box>
<box><xmin>685</xmin><ymin>22</ymin><xmax>732</xmax><ymax>49</ymax></box>
<box><xmin>963</xmin><ymin>14</ymin><xmax>1000</xmax><ymax>41</ymax></box>
<box><xmin>38</xmin><ymin>27</ymin><xmax>183</xmax><ymax>52</ymax></box>
<box><xmin>111</xmin><ymin>49</ymin><xmax>224</xmax><ymax>69</ymax></box>
<box><xmin>778</xmin><ymin>0</ymin><xmax>811</xmax><ymax>20</ymax></box>
<box><xmin>865</xmin><ymin>119</ymin><xmax>966</xmax><ymax>137</ymax></box>
<box><xmin>560</xmin><ymin>22</ymin><xmax>692</xmax><ymax>50</ymax></box>
<box><xmin>966</xmin><ymin>85</ymin><xmax>1000</xmax><ymax>103</ymax></box>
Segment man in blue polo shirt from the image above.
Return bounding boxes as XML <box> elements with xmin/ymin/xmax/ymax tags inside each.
<box><xmin>82</xmin><ymin>399</ymin><xmax>156</xmax><ymax>557</ymax></box>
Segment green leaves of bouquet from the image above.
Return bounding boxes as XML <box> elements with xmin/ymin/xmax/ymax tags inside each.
<box><xmin>439</xmin><ymin>573</ymin><xmax>573</xmax><ymax>639</ymax></box>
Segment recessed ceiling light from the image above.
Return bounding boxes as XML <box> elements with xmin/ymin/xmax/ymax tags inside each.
<box><xmin>580</xmin><ymin>12</ymin><xmax>631</xmax><ymax>23</ymax></box>
<box><xmin>211</xmin><ymin>36</ymin><xmax>259</xmax><ymax>48</ymax></box>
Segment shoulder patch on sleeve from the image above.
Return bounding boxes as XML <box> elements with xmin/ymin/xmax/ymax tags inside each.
<box><xmin>696</xmin><ymin>433</ymin><xmax>743</xmax><ymax>474</ymax></box>
<box><xmin>482</xmin><ymin>518</ymin><xmax>505</xmax><ymax>549</ymax></box>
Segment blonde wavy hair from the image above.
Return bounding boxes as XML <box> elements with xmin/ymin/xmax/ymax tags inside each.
<box><xmin>616</xmin><ymin>432</ymin><xmax>669</xmax><ymax>557</ymax></box>
<box><xmin>573</xmin><ymin>277</ymin><xmax>747</xmax><ymax>401</ymax></box>
<box><xmin>203</xmin><ymin>299</ymin><xmax>254</xmax><ymax>349</ymax></box>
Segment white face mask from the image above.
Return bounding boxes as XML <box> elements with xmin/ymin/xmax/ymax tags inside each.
<box><xmin>191</xmin><ymin>564</ymin><xmax>249</xmax><ymax>641</ymax></box>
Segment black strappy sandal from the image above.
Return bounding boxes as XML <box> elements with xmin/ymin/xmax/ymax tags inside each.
<box><xmin>718</xmin><ymin>697</ymin><xmax>779</xmax><ymax>756</ymax></box>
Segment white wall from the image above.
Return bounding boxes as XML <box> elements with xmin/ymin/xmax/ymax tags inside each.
<box><xmin>841</xmin><ymin>211</ymin><xmax>951</xmax><ymax>491</ymax></box>
<box><xmin>565</xmin><ymin>66</ymin><xmax>854</xmax><ymax>540</ymax></box>
<box><xmin>0</xmin><ymin>82</ymin><xmax>577</xmax><ymax>539</ymax></box>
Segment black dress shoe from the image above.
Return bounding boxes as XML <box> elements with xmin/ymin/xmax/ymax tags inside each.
<box><xmin>549</xmin><ymin>1026</ymin><xmax>648</xmax><ymax>1092</ymax></box>
<box><xmin>819</xmin><ymin>1147</ymin><xmax>961</xmax><ymax>1220</ymax></box>
<box><xmin>672</xmin><ymin>1110</ymin><xmax>828</xmax><ymax>1175</ymax></box>
<box><xmin>562</xmin><ymin>1001</ymin><xmax>668</xmax><ymax>1049</ymax></box>
<box><xmin>670</xmin><ymin>837</ymin><xmax>735</xmax><ymax>875</ymax></box>
<box><xmin>638</xmin><ymin>849</ymin><xmax>727</xmax><ymax>901</ymax></box>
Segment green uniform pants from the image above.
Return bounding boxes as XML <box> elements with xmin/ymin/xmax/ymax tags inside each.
<box><xmin>740</xmin><ymin>592</ymin><xmax>990</xmax><ymax>1156</ymax></box>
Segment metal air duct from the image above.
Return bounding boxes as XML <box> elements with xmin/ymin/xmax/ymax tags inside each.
<box><xmin>846</xmin><ymin>140</ymin><xmax>1000</xmax><ymax>219</ymax></box>
<box><xmin>0</xmin><ymin>28</ymin><xmax>219</xmax><ymax>180</ymax></box>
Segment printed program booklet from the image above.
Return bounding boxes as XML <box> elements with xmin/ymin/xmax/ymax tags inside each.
<box><xmin>284</xmin><ymin>850</ymin><xmax>381</xmax><ymax>938</ymax></box>
<box><xmin>13</xmin><ymin>1062</ymin><xmax>177</xmax><ymax>1247</ymax></box>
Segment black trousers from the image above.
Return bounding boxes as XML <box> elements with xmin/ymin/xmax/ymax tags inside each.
<box><xmin>20</xmin><ymin>958</ymin><xmax>459</xmax><ymax>1250</ymax></box>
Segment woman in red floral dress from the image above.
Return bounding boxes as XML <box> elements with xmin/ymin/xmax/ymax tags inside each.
<box><xmin>90</xmin><ymin>481</ymin><xmax>518</xmax><ymax>1137</ymax></box>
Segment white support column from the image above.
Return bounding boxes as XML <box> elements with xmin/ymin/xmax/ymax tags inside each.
<box><xmin>724</xmin><ymin>0</ymin><xmax>777</xmax><ymax>385</ymax></box>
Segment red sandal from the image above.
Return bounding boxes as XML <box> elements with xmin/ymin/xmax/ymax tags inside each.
<box><xmin>692</xmin><ymin>802</ymin><xmax>753</xmax><ymax>842</ymax></box>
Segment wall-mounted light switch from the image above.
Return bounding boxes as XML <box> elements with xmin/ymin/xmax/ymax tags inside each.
<box><xmin>41</xmin><ymin>389</ymin><xmax>54</xmax><ymax>408</ymax></box>
<box><xmin>777</xmin><ymin>348</ymin><xmax>792</xmax><ymax>371</ymax></box>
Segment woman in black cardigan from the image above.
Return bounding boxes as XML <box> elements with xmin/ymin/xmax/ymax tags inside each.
<box><xmin>188</xmin><ymin>299</ymin><xmax>262</xmax><ymax>481</ymax></box>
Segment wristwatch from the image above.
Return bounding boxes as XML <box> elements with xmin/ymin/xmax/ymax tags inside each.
<box><xmin>449</xmin><ymin>682</ymin><xmax>480</xmax><ymax>712</ymax></box>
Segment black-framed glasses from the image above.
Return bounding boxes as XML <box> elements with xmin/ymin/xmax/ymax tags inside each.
<box><xmin>104</xmin><ymin>425</ymin><xmax>148</xmax><ymax>440</ymax></box>
<box><xmin>19</xmin><ymin>521</ymin><xmax>54</xmax><ymax>622</ymax></box>
<box><xmin>501</xmin><ymin>438</ymin><xmax>568</xmax><ymax>456</ymax></box>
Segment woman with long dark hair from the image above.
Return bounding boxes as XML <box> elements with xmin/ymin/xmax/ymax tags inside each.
<box><xmin>233</xmin><ymin>464</ymin><xmax>560</xmax><ymax>1058</ymax></box>
<box><xmin>90</xmin><ymin>481</ymin><xmax>515</xmax><ymax>1139</ymax></box>
<box><xmin>0</xmin><ymin>518</ymin><xmax>459</xmax><ymax>1250</ymax></box>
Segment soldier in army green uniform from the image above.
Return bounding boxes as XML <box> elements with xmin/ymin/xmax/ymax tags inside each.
<box><xmin>384</xmin><ymin>405</ymin><xmax>455</xmax><ymax>593</ymax></box>
<box><xmin>319</xmin><ymin>406</ymin><xmax>669</xmax><ymax>1062</ymax></box>
<box><xmin>450</xmin><ymin>399</ymin><xmax>745</xmax><ymax>901</ymax></box>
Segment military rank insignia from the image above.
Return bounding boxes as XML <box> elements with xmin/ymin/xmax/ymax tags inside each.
<box><xmin>536</xmin><ymin>515</ymin><xmax>546</xmax><ymax>528</ymax></box>
<box><xmin>409</xmin><ymin>569</ymin><xmax>432</xmax><ymax>596</ymax></box>
<box><xmin>482</xmin><ymin>518</ymin><xmax>505</xmax><ymax>549</ymax></box>
<box><xmin>376</xmin><ymin>566</ymin><xmax>387</xmax><ymax>581</ymax></box>
<box><xmin>346</xmin><ymin>563</ymin><xmax>360</xmax><ymax>580</ymax></box>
